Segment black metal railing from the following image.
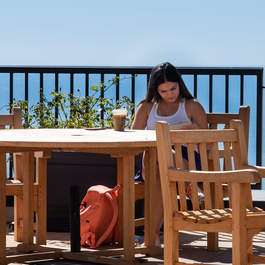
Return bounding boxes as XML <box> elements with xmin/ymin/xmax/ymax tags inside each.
<box><xmin>0</xmin><ymin>65</ymin><xmax>263</xmax><ymax>170</ymax></box>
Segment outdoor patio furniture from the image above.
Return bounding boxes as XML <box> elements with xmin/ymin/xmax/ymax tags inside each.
<box><xmin>0</xmin><ymin>128</ymin><xmax>158</xmax><ymax>264</ymax></box>
<box><xmin>1</xmin><ymin>108</ymin><xmax>23</xmax><ymax>241</ymax></box>
<box><xmin>134</xmin><ymin>105</ymin><xmax>250</xmax><ymax>243</ymax></box>
<box><xmin>156</xmin><ymin>119</ymin><xmax>265</xmax><ymax>265</ymax></box>
<box><xmin>1</xmin><ymin>108</ymin><xmax>49</xmax><ymax>245</ymax></box>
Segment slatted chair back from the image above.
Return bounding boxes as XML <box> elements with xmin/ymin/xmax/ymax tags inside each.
<box><xmin>0</xmin><ymin>108</ymin><xmax>22</xmax><ymax>129</ymax></box>
<box><xmin>206</xmin><ymin>105</ymin><xmax>250</xmax><ymax>152</ymax></box>
<box><xmin>156</xmin><ymin>119</ymin><xmax>251</xmax><ymax>213</ymax></box>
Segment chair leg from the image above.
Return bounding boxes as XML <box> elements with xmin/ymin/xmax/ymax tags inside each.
<box><xmin>247</xmin><ymin>229</ymin><xmax>260</xmax><ymax>265</ymax></box>
<box><xmin>164</xmin><ymin>224</ymin><xmax>178</xmax><ymax>265</ymax></box>
<box><xmin>232</xmin><ymin>183</ymin><xmax>249</xmax><ymax>265</ymax></box>
<box><xmin>14</xmin><ymin>196</ymin><xmax>23</xmax><ymax>242</ymax></box>
<box><xmin>207</xmin><ymin>232</ymin><xmax>218</xmax><ymax>251</ymax></box>
<box><xmin>232</xmin><ymin>226</ymin><xmax>248</xmax><ymax>265</ymax></box>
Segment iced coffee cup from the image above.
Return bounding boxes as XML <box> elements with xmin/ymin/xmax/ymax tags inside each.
<box><xmin>112</xmin><ymin>108</ymin><xmax>127</xmax><ymax>131</ymax></box>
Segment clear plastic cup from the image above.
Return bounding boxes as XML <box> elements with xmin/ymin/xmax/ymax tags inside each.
<box><xmin>112</xmin><ymin>109</ymin><xmax>127</xmax><ymax>131</ymax></box>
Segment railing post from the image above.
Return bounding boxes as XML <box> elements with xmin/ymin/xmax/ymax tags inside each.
<box><xmin>256</xmin><ymin>70</ymin><xmax>263</xmax><ymax>167</ymax></box>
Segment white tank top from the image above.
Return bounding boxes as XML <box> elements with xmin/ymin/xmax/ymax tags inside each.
<box><xmin>146</xmin><ymin>99</ymin><xmax>191</xmax><ymax>130</ymax></box>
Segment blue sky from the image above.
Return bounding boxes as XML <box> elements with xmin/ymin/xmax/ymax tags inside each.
<box><xmin>1</xmin><ymin>0</ymin><xmax>265</xmax><ymax>67</ymax></box>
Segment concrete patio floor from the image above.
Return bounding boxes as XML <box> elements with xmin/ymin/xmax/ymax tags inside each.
<box><xmin>6</xmin><ymin>229</ymin><xmax>265</xmax><ymax>265</ymax></box>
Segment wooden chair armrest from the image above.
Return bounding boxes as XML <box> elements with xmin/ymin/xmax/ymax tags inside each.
<box><xmin>241</xmin><ymin>164</ymin><xmax>265</xmax><ymax>178</ymax></box>
<box><xmin>168</xmin><ymin>168</ymin><xmax>260</xmax><ymax>183</ymax></box>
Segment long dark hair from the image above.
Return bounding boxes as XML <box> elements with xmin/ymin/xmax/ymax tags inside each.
<box><xmin>144</xmin><ymin>62</ymin><xmax>193</xmax><ymax>103</ymax></box>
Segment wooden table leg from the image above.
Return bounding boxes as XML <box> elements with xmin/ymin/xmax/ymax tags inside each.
<box><xmin>0</xmin><ymin>152</ymin><xmax>7</xmax><ymax>259</ymax></box>
<box><xmin>22</xmin><ymin>152</ymin><xmax>35</xmax><ymax>245</ymax></box>
<box><xmin>13</xmin><ymin>153</ymin><xmax>23</xmax><ymax>242</ymax></box>
<box><xmin>144</xmin><ymin>148</ymin><xmax>157</xmax><ymax>250</ymax></box>
<box><xmin>35</xmin><ymin>156</ymin><xmax>47</xmax><ymax>245</ymax></box>
<box><xmin>121</xmin><ymin>154</ymin><xmax>135</xmax><ymax>262</ymax></box>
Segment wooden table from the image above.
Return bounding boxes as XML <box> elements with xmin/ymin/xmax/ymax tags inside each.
<box><xmin>0</xmin><ymin>128</ymin><xmax>158</xmax><ymax>264</ymax></box>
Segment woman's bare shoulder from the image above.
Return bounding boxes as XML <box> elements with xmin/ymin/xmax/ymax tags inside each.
<box><xmin>185</xmin><ymin>98</ymin><xmax>208</xmax><ymax>128</ymax></box>
<box><xmin>136</xmin><ymin>101</ymin><xmax>154</xmax><ymax>115</ymax></box>
<box><xmin>131</xmin><ymin>101</ymin><xmax>154</xmax><ymax>129</ymax></box>
<box><xmin>185</xmin><ymin>98</ymin><xmax>205</xmax><ymax>110</ymax></box>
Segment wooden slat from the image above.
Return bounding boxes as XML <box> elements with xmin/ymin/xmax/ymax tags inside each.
<box><xmin>168</xmin><ymin>168</ymin><xmax>259</xmax><ymax>183</ymax></box>
<box><xmin>207</xmin><ymin>113</ymin><xmax>239</xmax><ymax>124</ymax></box>
<box><xmin>238</xmin><ymin>105</ymin><xmax>250</xmax><ymax>153</ymax></box>
<box><xmin>230</xmin><ymin>120</ymin><xmax>253</xmax><ymax>208</ymax></box>
<box><xmin>170</xmin><ymin>129</ymin><xmax>237</xmax><ymax>144</ymax></box>
<box><xmin>199</xmin><ymin>143</ymin><xmax>211</xmax><ymax>209</ymax></box>
<box><xmin>6</xmin><ymin>183</ymin><xmax>40</xmax><ymax>196</ymax></box>
<box><xmin>187</xmin><ymin>143</ymin><xmax>200</xmax><ymax>210</ymax></box>
<box><xmin>173</xmin><ymin>216</ymin><xmax>232</xmax><ymax>233</ymax></box>
<box><xmin>176</xmin><ymin>208</ymin><xmax>232</xmax><ymax>223</ymax></box>
<box><xmin>5</xmin><ymin>251</ymin><xmax>61</xmax><ymax>264</ymax></box>
<box><xmin>174</xmin><ymin>144</ymin><xmax>186</xmax><ymax>211</ymax></box>
<box><xmin>223</xmin><ymin>141</ymin><xmax>233</xmax><ymax>208</ymax></box>
<box><xmin>12</xmin><ymin>107</ymin><xmax>23</xmax><ymax>129</ymax></box>
<box><xmin>246</xmin><ymin>214</ymin><xmax>265</xmax><ymax>229</ymax></box>
<box><xmin>209</xmin><ymin>142</ymin><xmax>224</xmax><ymax>209</ymax></box>
<box><xmin>135</xmin><ymin>218</ymin><xmax>144</xmax><ymax>227</ymax></box>
<box><xmin>0</xmin><ymin>115</ymin><xmax>14</xmax><ymax>126</ymax></box>
<box><xmin>249</xmin><ymin>254</ymin><xmax>265</xmax><ymax>264</ymax></box>
<box><xmin>177</xmin><ymin>205</ymin><xmax>264</xmax><ymax>226</ymax></box>
<box><xmin>134</xmin><ymin>182</ymin><xmax>144</xmax><ymax>201</ymax></box>
<box><xmin>62</xmin><ymin>251</ymin><xmax>137</xmax><ymax>265</ymax></box>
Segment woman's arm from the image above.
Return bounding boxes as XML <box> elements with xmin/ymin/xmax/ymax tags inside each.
<box><xmin>184</xmin><ymin>99</ymin><xmax>208</xmax><ymax>129</ymax></box>
<box><xmin>131</xmin><ymin>102</ymin><xmax>153</xmax><ymax>129</ymax></box>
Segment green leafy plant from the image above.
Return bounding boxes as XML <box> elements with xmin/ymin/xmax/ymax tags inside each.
<box><xmin>12</xmin><ymin>77</ymin><xmax>135</xmax><ymax>129</ymax></box>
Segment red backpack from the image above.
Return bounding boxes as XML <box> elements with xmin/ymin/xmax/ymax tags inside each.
<box><xmin>80</xmin><ymin>185</ymin><xmax>120</xmax><ymax>248</ymax></box>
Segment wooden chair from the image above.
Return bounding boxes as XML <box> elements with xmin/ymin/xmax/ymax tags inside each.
<box><xmin>134</xmin><ymin>105</ymin><xmax>250</xmax><ymax>229</ymax></box>
<box><xmin>207</xmin><ymin>105</ymin><xmax>250</xmax><ymax>153</ymax></box>
<box><xmin>2</xmin><ymin>108</ymin><xmax>49</xmax><ymax>244</ymax></box>
<box><xmin>156</xmin><ymin>119</ymin><xmax>265</xmax><ymax>265</ymax></box>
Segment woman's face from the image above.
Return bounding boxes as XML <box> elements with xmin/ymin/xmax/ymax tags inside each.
<box><xmin>157</xmin><ymin>81</ymin><xmax>180</xmax><ymax>103</ymax></box>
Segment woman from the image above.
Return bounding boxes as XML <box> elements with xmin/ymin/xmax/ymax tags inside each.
<box><xmin>131</xmin><ymin>62</ymin><xmax>208</xmax><ymax>246</ymax></box>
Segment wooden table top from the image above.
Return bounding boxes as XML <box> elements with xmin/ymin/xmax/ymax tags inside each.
<box><xmin>0</xmin><ymin>128</ymin><xmax>157</xmax><ymax>149</ymax></box>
